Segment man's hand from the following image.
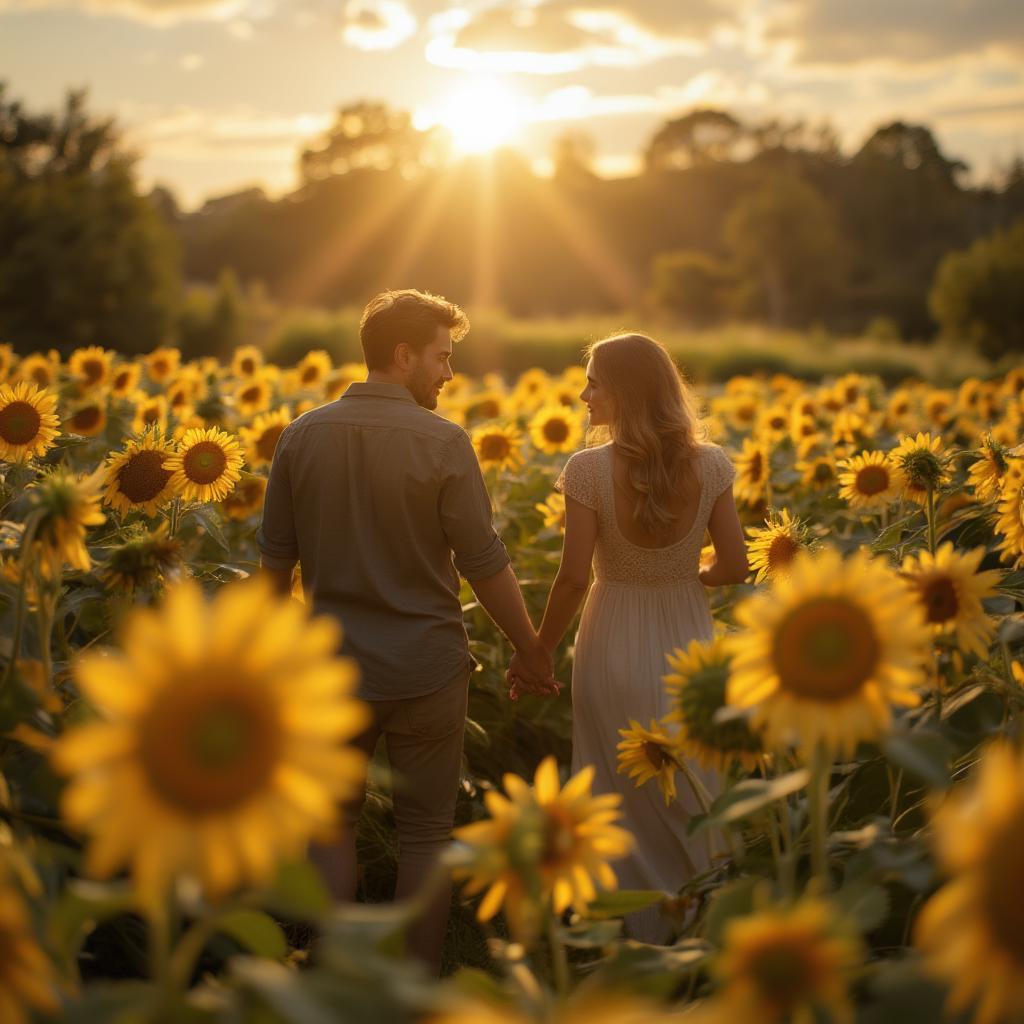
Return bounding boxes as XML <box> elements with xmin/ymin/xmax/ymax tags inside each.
<box><xmin>507</xmin><ymin>643</ymin><xmax>560</xmax><ymax>701</ymax></box>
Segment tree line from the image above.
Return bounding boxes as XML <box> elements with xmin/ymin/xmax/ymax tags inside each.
<box><xmin>1</xmin><ymin>87</ymin><xmax>1022</xmax><ymax>359</ymax></box>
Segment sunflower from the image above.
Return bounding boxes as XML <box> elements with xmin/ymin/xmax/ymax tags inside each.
<box><xmin>705</xmin><ymin>897</ymin><xmax>863</xmax><ymax>1024</ymax></box>
<box><xmin>69</xmin><ymin>345</ymin><xmax>113</xmax><ymax>388</ymax></box>
<box><xmin>240</xmin><ymin>407</ymin><xmax>292</xmax><ymax>468</ymax></box>
<box><xmin>796</xmin><ymin>449</ymin><xmax>838</xmax><ymax>492</ymax></box>
<box><xmin>233</xmin><ymin>374</ymin><xmax>274</xmax><ymax>418</ymax></box>
<box><xmin>892</xmin><ymin>432</ymin><xmax>950</xmax><ymax>506</ymax></box>
<box><xmin>994</xmin><ymin>462</ymin><xmax>1024</xmax><ymax>567</ymax></box>
<box><xmin>733</xmin><ymin>437</ymin><xmax>770</xmax><ymax>507</ymax></box>
<box><xmin>535</xmin><ymin>492</ymin><xmax>566</xmax><ymax>532</ymax></box>
<box><xmin>166</xmin><ymin>380</ymin><xmax>196</xmax><ymax>419</ymax></box>
<box><xmin>452</xmin><ymin>756</ymin><xmax>633</xmax><ymax>941</ymax></box>
<box><xmin>616</xmin><ymin>719</ymin><xmax>680</xmax><ymax>805</ymax></box>
<box><xmin>324</xmin><ymin>364</ymin><xmax>364</xmax><ymax>402</ymax></box>
<box><xmin>99</xmin><ymin>522</ymin><xmax>184</xmax><ymax>594</ymax></box>
<box><xmin>28</xmin><ymin>467</ymin><xmax>106</xmax><ymax>579</ymax></box>
<box><xmin>721</xmin><ymin>392</ymin><xmax>760</xmax><ymax>433</ymax></box>
<box><xmin>110</xmin><ymin>362</ymin><xmax>142</xmax><ymax>398</ymax></box>
<box><xmin>747</xmin><ymin>509</ymin><xmax>809</xmax><ymax>584</ymax></box>
<box><xmin>131</xmin><ymin>393</ymin><xmax>168</xmax><ymax>435</ymax></box>
<box><xmin>103</xmin><ymin>431</ymin><xmax>177</xmax><ymax>517</ymax></box>
<box><xmin>900</xmin><ymin>543</ymin><xmax>1002</xmax><ymax>659</ymax></box>
<box><xmin>529</xmin><ymin>407</ymin><xmax>583</xmax><ymax>455</ymax></box>
<box><xmin>472</xmin><ymin>423</ymin><xmax>524</xmax><ymax>472</ymax></box>
<box><xmin>64</xmin><ymin>399</ymin><xmax>107</xmax><ymax>438</ymax></box>
<box><xmin>510</xmin><ymin>368</ymin><xmax>551</xmax><ymax>411</ymax></box>
<box><xmin>221</xmin><ymin>473</ymin><xmax>268</xmax><ymax>521</ymax></box>
<box><xmin>968</xmin><ymin>435</ymin><xmax>1012</xmax><ymax>503</ymax></box>
<box><xmin>789</xmin><ymin>413</ymin><xmax>822</xmax><ymax>448</ymax></box>
<box><xmin>915</xmin><ymin>741</ymin><xmax>1024</xmax><ymax>1024</ymax></box>
<box><xmin>145</xmin><ymin>347</ymin><xmax>181</xmax><ymax>384</ymax></box>
<box><xmin>51</xmin><ymin>578</ymin><xmax>369</xmax><ymax>909</ymax></box>
<box><xmin>726</xmin><ymin>546</ymin><xmax>931</xmax><ymax>759</ymax></box>
<box><xmin>15</xmin><ymin>353</ymin><xmax>58</xmax><ymax>389</ymax></box>
<box><xmin>0</xmin><ymin>381</ymin><xmax>61</xmax><ymax>463</ymax></box>
<box><xmin>757</xmin><ymin>404</ymin><xmax>792</xmax><ymax>443</ymax></box>
<box><xmin>430</xmin><ymin>993</ymin><xmax>692</xmax><ymax>1024</ymax></box>
<box><xmin>462</xmin><ymin>389</ymin><xmax>507</xmax><ymax>424</ymax></box>
<box><xmin>885</xmin><ymin>388</ymin><xmax>916</xmax><ymax>430</ymax></box>
<box><xmin>295</xmin><ymin>350</ymin><xmax>332</xmax><ymax>389</ymax></box>
<box><xmin>166</xmin><ymin>426</ymin><xmax>244</xmax><ymax>503</ymax></box>
<box><xmin>837</xmin><ymin>450</ymin><xmax>905</xmax><ymax>512</ymax></box>
<box><xmin>231</xmin><ymin>345</ymin><xmax>264</xmax><ymax>379</ymax></box>
<box><xmin>0</xmin><ymin>875</ymin><xmax>61</xmax><ymax>1023</ymax></box>
<box><xmin>0</xmin><ymin>343</ymin><xmax>12</xmax><ymax>383</ymax></box>
<box><xmin>663</xmin><ymin>637</ymin><xmax>763</xmax><ymax>773</ymax></box>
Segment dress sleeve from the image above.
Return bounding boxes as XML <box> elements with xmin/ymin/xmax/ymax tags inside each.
<box><xmin>708</xmin><ymin>445</ymin><xmax>737</xmax><ymax>499</ymax></box>
<box><xmin>554</xmin><ymin>451</ymin><xmax>598</xmax><ymax>510</ymax></box>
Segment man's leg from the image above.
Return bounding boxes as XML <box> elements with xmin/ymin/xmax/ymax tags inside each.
<box><xmin>385</xmin><ymin>675</ymin><xmax>469</xmax><ymax>975</ymax></box>
<box><xmin>309</xmin><ymin>707</ymin><xmax>382</xmax><ymax>902</ymax></box>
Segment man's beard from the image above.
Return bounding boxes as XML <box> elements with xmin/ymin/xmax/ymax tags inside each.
<box><xmin>410</xmin><ymin>368</ymin><xmax>442</xmax><ymax>409</ymax></box>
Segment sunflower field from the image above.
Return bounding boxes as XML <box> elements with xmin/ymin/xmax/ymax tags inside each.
<box><xmin>1</xmin><ymin>339</ymin><xmax>1024</xmax><ymax>1024</ymax></box>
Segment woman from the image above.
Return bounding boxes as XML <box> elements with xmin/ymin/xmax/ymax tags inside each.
<box><xmin>515</xmin><ymin>333</ymin><xmax>748</xmax><ymax>942</ymax></box>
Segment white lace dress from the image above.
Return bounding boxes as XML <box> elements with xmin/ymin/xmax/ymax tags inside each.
<box><xmin>555</xmin><ymin>441</ymin><xmax>736</xmax><ymax>942</ymax></box>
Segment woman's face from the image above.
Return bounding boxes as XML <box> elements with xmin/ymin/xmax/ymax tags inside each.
<box><xmin>580</xmin><ymin>359</ymin><xmax>614</xmax><ymax>427</ymax></box>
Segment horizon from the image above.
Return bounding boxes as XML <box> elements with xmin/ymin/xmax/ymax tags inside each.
<box><xmin>2</xmin><ymin>0</ymin><xmax>1022</xmax><ymax>209</ymax></box>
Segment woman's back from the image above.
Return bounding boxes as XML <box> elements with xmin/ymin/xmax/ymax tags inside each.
<box><xmin>556</xmin><ymin>441</ymin><xmax>736</xmax><ymax>587</ymax></box>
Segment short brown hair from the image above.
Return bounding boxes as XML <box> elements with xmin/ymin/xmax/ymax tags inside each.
<box><xmin>359</xmin><ymin>289</ymin><xmax>469</xmax><ymax>370</ymax></box>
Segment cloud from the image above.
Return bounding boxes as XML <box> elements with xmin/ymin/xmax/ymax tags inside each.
<box><xmin>425</xmin><ymin>0</ymin><xmax>735</xmax><ymax>73</ymax></box>
<box><xmin>0</xmin><ymin>0</ymin><xmax>250</xmax><ymax>26</ymax></box>
<box><xmin>768</xmin><ymin>0</ymin><xmax>1024</xmax><ymax>65</ymax></box>
<box><xmin>341</xmin><ymin>0</ymin><xmax>416</xmax><ymax>50</ymax></box>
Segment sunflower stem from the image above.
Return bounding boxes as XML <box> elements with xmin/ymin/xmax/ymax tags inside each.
<box><xmin>808</xmin><ymin>743</ymin><xmax>831</xmax><ymax>889</ymax></box>
<box><xmin>925</xmin><ymin>482</ymin><xmax>937</xmax><ymax>557</ymax></box>
<box><xmin>546</xmin><ymin>910</ymin><xmax>570</xmax><ymax>998</ymax></box>
<box><xmin>0</xmin><ymin>512</ymin><xmax>42</xmax><ymax>691</ymax></box>
<box><xmin>886</xmin><ymin>765</ymin><xmax>903</xmax><ymax>829</ymax></box>
<box><xmin>169</xmin><ymin>496</ymin><xmax>181</xmax><ymax>539</ymax></box>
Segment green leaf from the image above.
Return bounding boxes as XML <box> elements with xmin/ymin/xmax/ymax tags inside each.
<box><xmin>261</xmin><ymin>860</ymin><xmax>331</xmax><ymax>918</ymax></box>
<box><xmin>49</xmin><ymin>880</ymin><xmax>137</xmax><ymax>973</ymax></box>
<box><xmin>691</xmin><ymin>768</ymin><xmax>810</xmax><ymax>833</ymax></box>
<box><xmin>587</xmin><ymin>889</ymin><xmax>665</xmax><ymax>919</ymax></box>
<box><xmin>882</xmin><ymin>732</ymin><xmax>951</xmax><ymax>789</ymax></box>
<box><xmin>834</xmin><ymin>881</ymin><xmax>891</xmax><ymax>934</ymax></box>
<box><xmin>702</xmin><ymin>876</ymin><xmax>760</xmax><ymax>944</ymax></box>
<box><xmin>182</xmin><ymin>505</ymin><xmax>230</xmax><ymax>556</ymax></box>
<box><xmin>216</xmin><ymin>910</ymin><xmax>288</xmax><ymax>959</ymax></box>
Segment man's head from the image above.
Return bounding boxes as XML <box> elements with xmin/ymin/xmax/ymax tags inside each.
<box><xmin>359</xmin><ymin>289</ymin><xmax>469</xmax><ymax>410</ymax></box>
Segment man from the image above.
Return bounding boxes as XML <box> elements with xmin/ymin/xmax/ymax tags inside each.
<box><xmin>256</xmin><ymin>288</ymin><xmax>555</xmax><ymax>974</ymax></box>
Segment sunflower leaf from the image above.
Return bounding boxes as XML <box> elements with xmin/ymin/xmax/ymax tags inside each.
<box><xmin>215</xmin><ymin>909</ymin><xmax>289</xmax><ymax>959</ymax></box>
<box><xmin>881</xmin><ymin>731</ymin><xmax>952</xmax><ymax>789</ymax></box>
<box><xmin>586</xmin><ymin>889</ymin><xmax>665</xmax><ymax>919</ymax></box>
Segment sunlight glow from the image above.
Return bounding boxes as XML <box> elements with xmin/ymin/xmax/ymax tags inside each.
<box><xmin>418</xmin><ymin>79</ymin><xmax>530</xmax><ymax>154</ymax></box>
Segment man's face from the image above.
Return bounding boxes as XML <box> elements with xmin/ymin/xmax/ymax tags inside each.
<box><xmin>404</xmin><ymin>326</ymin><xmax>454</xmax><ymax>410</ymax></box>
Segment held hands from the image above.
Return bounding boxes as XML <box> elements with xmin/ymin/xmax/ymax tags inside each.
<box><xmin>506</xmin><ymin>641</ymin><xmax>561</xmax><ymax>702</ymax></box>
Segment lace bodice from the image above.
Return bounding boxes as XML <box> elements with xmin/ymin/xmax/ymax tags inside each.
<box><xmin>555</xmin><ymin>442</ymin><xmax>736</xmax><ymax>586</ymax></box>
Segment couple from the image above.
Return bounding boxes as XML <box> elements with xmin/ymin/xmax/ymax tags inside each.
<box><xmin>256</xmin><ymin>288</ymin><xmax>748</xmax><ymax>969</ymax></box>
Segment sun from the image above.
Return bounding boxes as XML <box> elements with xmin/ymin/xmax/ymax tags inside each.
<box><xmin>420</xmin><ymin>79</ymin><xmax>528</xmax><ymax>154</ymax></box>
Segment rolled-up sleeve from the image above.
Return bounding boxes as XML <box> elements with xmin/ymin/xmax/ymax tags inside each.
<box><xmin>438</xmin><ymin>431</ymin><xmax>511</xmax><ymax>581</ymax></box>
<box><xmin>256</xmin><ymin>429</ymin><xmax>299</xmax><ymax>570</ymax></box>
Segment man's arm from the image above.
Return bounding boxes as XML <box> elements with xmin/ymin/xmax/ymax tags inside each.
<box><xmin>255</xmin><ymin>429</ymin><xmax>300</xmax><ymax>594</ymax></box>
<box><xmin>260</xmin><ymin>559</ymin><xmax>296</xmax><ymax>597</ymax></box>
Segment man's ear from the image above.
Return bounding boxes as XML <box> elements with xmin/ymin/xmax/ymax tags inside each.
<box><xmin>393</xmin><ymin>342</ymin><xmax>412</xmax><ymax>371</ymax></box>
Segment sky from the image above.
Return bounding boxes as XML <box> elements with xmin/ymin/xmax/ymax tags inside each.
<box><xmin>1</xmin><ymin>0</ymin><xmax>1022</xmax><ymax>209</ymax></box>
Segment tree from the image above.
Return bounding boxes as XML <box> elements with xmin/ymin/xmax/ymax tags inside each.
<box><xmin>855</xmin><ymin>121</ymin><xmax>967</xmax><ymax>188</ymax></box>
<box><xmin>0</xmin><ymin>83</ymin><xmax>180</xmax><ymax>353</ymax></box>
<box><xmin>298</xmin><ymin>100</ymin><xmax>447</xmax><ymax>183</ymax></box>
<box><xmin>644</xmin><ymin>108</ymin><xmax>744</xmax><ymax>172</ymax></box>
<box><xmin>551</xmin><ymin>130</ymin><xmax>596</xmax><ymax>182</ymax></box>
<box><xmin>928</xmin><ymin>221</ymin><xmax>1024</xmax><ymax>360</ymax></box>
<box><xmin>650</xmin><ymin>251</ymin><xmax>733</xmax><ymax>325</ymax></box>
<box><xmin>724</xmin><ymin>174</ymin><xmax>845</xmax><ymax>326</ymax></box>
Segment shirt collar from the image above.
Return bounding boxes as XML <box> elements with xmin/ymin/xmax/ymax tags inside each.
<box><xmin>342</xmin><ymin>381</ymin><xmax>418</xmax><ymax>405</ymax></box>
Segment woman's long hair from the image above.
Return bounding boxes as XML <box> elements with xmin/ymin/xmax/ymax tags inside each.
<box><xmin>586</xmin><ymin>333</ymin><xmax>704</xmax><ymax>539</ymax></box>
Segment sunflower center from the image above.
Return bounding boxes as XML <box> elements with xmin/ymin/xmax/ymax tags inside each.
<box><xmin>32</xmin><ymin>367</ymin><xmax>53</xmax><ymax>386</ymax></box>
<box><xmin>82</xmin><ymin>358</ymin><xmax>104</xmax><ymax>383</ymax></box>
<box><xmin>300</xmin><ymin>365</ymin><xmax>319</xmax><ymax>384</ymax></box>
<box><xmin>70</xmin><ymin>406</ymin><xmax>102</xmax><ymax>432</ymax></box>
<box><xmin>980</xmin><ymin>810</ymin><xmax>1024</xmax><ymax>965</ymax></box>
<box><xmin>749</xmin><ymin>940</ymin><xmax>816</xmax><ymax>1012</ymax></box>
<box><xmin>183</xmin><ymin>441</ymin><xmax>228</xmax><ymax>484</ymax></box>
<box><xmin>241</xmin><ymin>386</ymin><xmax>261</xmax><ymax>404</ymax></box>
<box><xmin>0</xmin><ymin>401</ymin><xmax>42</xmax><ymax>445</ymax></box>
<box><xmin>855</xmin><ymin>465</ymin><xmax>890</xmax><ymax>496</ymax></box>
<box><xmin>240</xmin><ymin>357</ymin><xmax>255</xmax><ymax>375</ymax></box>
<box><xmin>540</xmin><ymin>808</ymin><xmax>578</xmax><ymax>868</ymax></box>
<box><xmin>747</xmin><ymin>453</ymin><xmax>764</xmax><ymax>482</ymax></box>
<box><xmin>152</xmin><ymin>359</ymin><xmax>169</xmax><ymax>376</ymax></box>
<box><xmin>768</xmin><ymin>534</ymin><xmax>801</xmax><ymax>570</ymax></box>
<box><xmin>142</xmin><ymin>405</ymin><xmax>161</xmax><ymax>425</ymax></box>
<box><xmin>119</xmin><ymin>450</ymin><xmax>172</xmax><ymax>504</ymax></box>
<box><xmin>678</xmin><ymin>663</ymin><xmax>762</xmax><ymax>755</ymax></box>
<box><xmin>480</xmin><ymin>434</ymin><xmax>512</xmax><ymax>461</ymax></box>
<box><xmin>772</xmin><ymin>597</ymin><xmax>880</xmax><ymax>702</ymax></box>
<box><xmin>114</xmin><ymin>370</ymin><xmax>132</xmax><ymax>390</ymax></box>
<box><xmin>255</xmin><ymin>426</ymin><xmax>285</xmax><ymax>464</ymax></box>
<box><xmin>140</xmin><ymin>684</ymin><xmax>283</xmax><ymax>814</ymax></box>
<box><xmin>813</xmin><ymin>463</ymin><xmax>835</xmax><ymax>485</ymax></box>
<box><xmin>170</xmin><ymin>390</ymin><xmax>188</xmax><ymax>408</ymax></box>
<box><xmin>642</xmin><ymin>741</ymin><xmax>669</xmax><ymax>769</ymax></box>
<box><xmin>918</xmin><ymin>575</ymin><xmax>959</xmax><ymax>624</ymax></box>
<box><xmin>542</xmin><ymin>419</ymin><xmax>570</xmax><ymax>444</ymax></box>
